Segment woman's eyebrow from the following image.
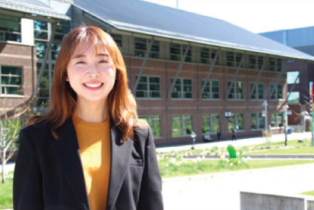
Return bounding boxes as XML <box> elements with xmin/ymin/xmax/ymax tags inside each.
<box><xmin>97</xmin><ymin>53</ymin><xmax>109</xmax><ymax>57</ymax></box>
<box><xmin>72</xmin><ymin>54</ymin><xmax>86</xmax><ymax>59</ymax></box>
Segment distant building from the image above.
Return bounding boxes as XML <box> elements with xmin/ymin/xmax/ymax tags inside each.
<box><xmin>1</xmin><ymin>0</ymin><xmax>314</xmax><ymax>145</ymax></box>
<box><xmin>261</xmin><ymin>27</ymin><xmax>314</xmax><ymax>127</ymax></box>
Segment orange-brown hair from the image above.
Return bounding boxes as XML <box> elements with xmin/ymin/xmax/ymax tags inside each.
<box><xmin>28</xmin><ymin>26</ymin><xmax>146</xmax><ymax>141</ymax></box>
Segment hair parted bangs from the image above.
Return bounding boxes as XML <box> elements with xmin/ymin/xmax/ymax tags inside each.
<box><xmin>28</xmin><ymin>26</ymin><xmax>147</xmax><ymax>141</ymax></box>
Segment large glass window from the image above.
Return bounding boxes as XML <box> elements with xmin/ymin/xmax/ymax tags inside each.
<box><xmin>270</xmin><ymin>84</ymin><xmax>283</xmax><ymax>100</ymax></box>
<box><xmin>202</xmin><ymin>80</ymin><xmax>219</xmax><ymax>99</ymax></box>
<box><xmin>0</xmin><ymin>66</ymin><xmax>23</xmax><ymax>95</ymax></box>
<box><xmin>111</xmin><ymin>34</ymin><xmax>122</xmax><ymax>48</ymax></box>
<box><xmin>134</xmin><ymin>37</ymin><xmax>159</xmax><ymax>59</ymax></box>
<box><xmin>0</xmin><ymin>14</ymin><xmax>21</xmax><ymax>42</ymax></box>
<box><xmin>228</xmin><ymin>81</ymin><xmax>243</xmax><ymax>99</ymax></box>
<box><xmin>202</xmin><ymin>114</ymin><xmax>220</xmax><ymax>133</ymax></box>
<box><xmin>287</xmin><ymin>71</ymin><xmax>300</xmax><ymax>84</ymax></box>
<box><xmin>270</xmin><ymin>112</ymin><xmax>283</xmax><ymax>127</ymax></box>
<box><xmin>269</xmin><ymin>58</ymin><xmax>276</xmax><ymax>71</ymax></box>
<box><xmin>171</xmin><ymin>78</ymin><xmax>192</xmax><ymax>99</ymax></box>
<box><xmin>135</xmin><ymin>76</ymin><xmax>160</xmax><ymax>98</ymax></box>
<box><xmin>139</xmin><ymin>116</ymin><xmax>161</xmax><ymax>137</ymax></box>
<box><xmin>200</xmin><ymin>48</ymin><xmax>220</xmax><ymax>64</ymax></box>
<box><xmin>248</xmin><ymin>55</ymin><xmax>256</xmax><ymax>69</ymax></box>
<box><xmin>226</xmin><ymin>52</ymin><xmax>234</xmax><ymax>67</ymax></box>
<box><xmin>34</xmin><ymin>21</ymin><xmax>70</xmax><ymax>107</ymax></box>
<box><xmin>170</xmin><ymin>44</ymin><xmax>191</xmax><ymax>62</ymax></box>
<box><xmin>250</xmin><ymin>83</ymin><xmax>264</xmax><ymax>100</ymax></box>
<box><xmin>288</xmin><ymin>91</ymin><xmax>300</xmax><ymax>104</ymax></box>
<box><xmin>228</xmin><ymin>113</ymin><xmax>244</xmax><ymax>131</ymax></box>
<box><xmin>171</xmin><ymin>115</ymin><xmax>193</xmax><ymax>136</ymax></box>
<box><xmin>251</xmin><ymin>113</ymin><xmax>264</xmax><ymax>129</ymax></box>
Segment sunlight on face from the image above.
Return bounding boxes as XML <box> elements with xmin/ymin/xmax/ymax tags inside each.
<box><xmin>67</xmin><ymin>41</ymin><xmax>116</xmax><ymax>104</ymax></box>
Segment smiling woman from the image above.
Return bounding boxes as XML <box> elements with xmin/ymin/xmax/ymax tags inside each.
<box><xmin>13</xmin><ymin>26</ymin><xmax>163</xmax><ymax>210</ymax></box>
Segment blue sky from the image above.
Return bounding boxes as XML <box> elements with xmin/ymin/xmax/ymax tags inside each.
<box><xmin>143</xmin><ymin>0</ymin><xmax>314</xmax><ymax>33</ymax></box>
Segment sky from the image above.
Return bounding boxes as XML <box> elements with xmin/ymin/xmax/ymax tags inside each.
<box><xmin>143</xmin><ymin>0</ymin><xmax>314</xmax><ymax>34</ymax></box>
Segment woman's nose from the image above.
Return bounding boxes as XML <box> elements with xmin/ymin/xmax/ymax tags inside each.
<box><xmin>87</xmin><ymin>65</ymin><xmax>100</xmax><ymax>77</ymax></box>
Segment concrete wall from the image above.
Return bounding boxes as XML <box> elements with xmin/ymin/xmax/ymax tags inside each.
<box><xmin>241</xmin><ymin>191</ymin><xmax>314</xmax><ymax>210</ymax></box>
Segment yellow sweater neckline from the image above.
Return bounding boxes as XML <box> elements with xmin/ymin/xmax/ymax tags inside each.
<box><xmin>72</xmin><ymin>113</ymin><xmax>110</xmax><ymax>129</ymax></box>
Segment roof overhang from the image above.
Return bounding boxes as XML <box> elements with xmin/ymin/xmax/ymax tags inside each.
<box><xmin>0</xmin><ymin>0</ymin><xmax>70</xmax><ymax>22</ymax></box>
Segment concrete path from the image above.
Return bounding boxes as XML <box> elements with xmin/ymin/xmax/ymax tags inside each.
<box><xmin>157</xmin><ymin>132</ymin><xmax>312</xmax><ymax>153</ymax></box>
<box><xmin>162</xmin><ymin>163</ymin><xmax>314</xmax><ymax>210</ymax></box>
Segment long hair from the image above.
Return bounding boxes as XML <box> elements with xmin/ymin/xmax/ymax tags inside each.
<box><xmin>28</xmin><ymin>26</ymin><xmax>146</xmax><ymax>141</ymax></box>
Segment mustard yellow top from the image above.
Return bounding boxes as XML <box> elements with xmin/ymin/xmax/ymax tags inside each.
<box><xmin>72</xmin><ymin>114</ymin><xmax>111</xmax><ymax>210</ymax></box>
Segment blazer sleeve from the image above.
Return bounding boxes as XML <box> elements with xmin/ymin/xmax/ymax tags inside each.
<box><xmin>137</xmin><ymin>127</ymin><xmax>164</xmax><ymax>210</ymax></box>
<box><xmin>13</xmin><ymin>129</ymin><xmax>44</xmax><ymax>210</ymax></box>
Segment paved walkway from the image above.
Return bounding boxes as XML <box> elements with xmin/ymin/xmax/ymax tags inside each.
<box><xmin>157</xmin><ymin>132</ymin><xmax>312</xmax><ymax>153</ymax></box>
<box><xmin>162</xmin><ymin>163</ymin><xmax>314</xmax><ymax>210</ymax></box>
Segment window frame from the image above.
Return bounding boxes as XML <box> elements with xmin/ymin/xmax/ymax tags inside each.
<box><xmin>0</xmin><ymin>65</ymin><xmax>23</xmax><ymax>96</ymax></box>
<box><xmin>171</xmin><ymin>78</ymin><xmax>193</xmax><ymax>99</ymax></box>
<box><xmin>202</xmin><ymin>80</ymin><xmax>220</xmax><ymax>99</ymax></box>
<box><xmin>135</xmin><ymin>75</ymin><xmax>161</xmax><ymax>99</ymax></box>
<box><xmin>227</xmin><ymin>81</ymin><xmax>244</xmax><ymax>100</ymax></box>
<box><xmin>171</xmin><ymin>115</ymin><xmax>193</xmax><ymax>137</ymax></box>
<box><xmin>0</xmin><ymin>14</ymin><xmax>21</xmax><ymax>42</ymax></box>
<box><xmin>139</xmin><ymin>115</ymin><xmax>161</xmax><ymax>138</ymax></box>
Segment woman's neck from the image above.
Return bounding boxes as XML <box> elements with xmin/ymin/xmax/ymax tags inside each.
<box><xmin>74</xmin><ymin>98</ymin><xmax>109</xmax><ymax>123</ymax></box>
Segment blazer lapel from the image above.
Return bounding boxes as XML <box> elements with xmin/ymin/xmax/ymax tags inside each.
<box><xmin>53</xmin><ymin>117</ymin><xmax>90</xmax><ymax>210</ymax></box>
<box><xmin>106</xmin><ymin>119</ymin><xmax>133</xmax><ymax>210</ymax></box>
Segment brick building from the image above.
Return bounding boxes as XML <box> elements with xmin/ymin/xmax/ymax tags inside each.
<box><xmin>1</xmin><ymin>0</ymin><xmax>314</xmax><ymax>146</ymax></box>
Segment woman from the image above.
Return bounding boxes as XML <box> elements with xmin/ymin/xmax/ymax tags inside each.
<box><xmin>13</xmin><ymin>26</ymin><xmax>163</xmax><ymax>210</ymax></box>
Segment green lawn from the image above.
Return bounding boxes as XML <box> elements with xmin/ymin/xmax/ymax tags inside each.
<box><xmin>301</xmin><ymin>190</ymin><xmax>314</xmax><ymax>196</ymax></box>
<box><xmin>159</xmin><ymin>159</ymin><xmax>314</xmax><ymax>178</ymax></box>
<box><xmin>0</xmin><ymin>173</ymin><xmax>13</xmax><ymax>209</ymax></box>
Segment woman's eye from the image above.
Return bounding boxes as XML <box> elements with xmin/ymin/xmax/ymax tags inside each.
<box><xmin>99</xmin><ymin>60</ymin><xmax>108</xmax><ymax>63</ymax></box>
<box><xmin>76</xmin><ymin>61</ymin><xmax>85</xmax><ymax>65</ymax></box>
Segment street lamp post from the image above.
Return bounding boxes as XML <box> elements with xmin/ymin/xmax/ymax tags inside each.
<box><xmin>284</xmin><ymin>104</ymin><xmax>289</xmax><ymax>146</ymax></box>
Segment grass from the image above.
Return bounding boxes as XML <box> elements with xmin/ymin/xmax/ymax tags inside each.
<box><xmin>301</xmin><ymin>190</ymin><xmax>314</xmax><ymax>196</ymax></box>
<box><xmin>158</xmin><ymin>158</ymin><xmax>314</xmax><ymax>178</ymax></box>
<box><xmin>0</xmin><ymin>172</ymin><xmax>13</xmax><ymax>209</ymax></box>
<box><xmin>157</xmin><ymin>139</ymin><xmax>314</xmax><ymax>157</ymax></box>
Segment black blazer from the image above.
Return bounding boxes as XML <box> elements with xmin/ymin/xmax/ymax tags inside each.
<box><xmin>13</xmin><ymin>117</ymin><xmax>163</xmax><ymax>210</ymax></box>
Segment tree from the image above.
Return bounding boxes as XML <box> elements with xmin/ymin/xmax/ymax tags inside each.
<box><xmin>0</xmin><ymin>111</ymin><xmax>20</xmax><ymax>183</ymax></box>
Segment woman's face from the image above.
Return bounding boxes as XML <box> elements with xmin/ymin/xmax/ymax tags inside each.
<box><xmin>67</xmin><ymin>43</ymin><xmax>116</xmax><ymax>103</ymax></box>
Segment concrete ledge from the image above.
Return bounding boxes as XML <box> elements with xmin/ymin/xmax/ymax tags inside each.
<box><xmin>241</xmin><ymin>191</ymin><xmax>314</xmax><ymax>210</ymax></box>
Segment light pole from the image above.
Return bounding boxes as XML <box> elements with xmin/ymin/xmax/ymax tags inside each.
<box><xmin>284</xmin><ymin>104</ymin><xmax>289</xmax><ymax>146</ymax></box>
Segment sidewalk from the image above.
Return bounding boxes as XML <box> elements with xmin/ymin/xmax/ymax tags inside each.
<box><xmin>156</xmin><ymin>132</ymin><xmax>311</xmax><ymax>153</ymax></box>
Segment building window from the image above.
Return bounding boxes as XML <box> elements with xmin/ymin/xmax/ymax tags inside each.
<box><xmin>200</xmin><ymin>48</ymin><xmax>220</xmax><ymax>64</ymax></box>
<box><xmin>170</xmin><ymin>44</ymin><xmax>191</xmax><ymax>62</ymax></box>
<box><xmin>139</xmin><ymin>116</ymin><xmax>161</xmax><ymax>137</ymax></box>
<box><xmin>135</xmin><ymin>76</ymin><xmax>160</xmax><ymax>98</ymax></box>
<box><xmin>171</xmin><ymin>115</ymin><xmax>193</xmax><ymax>136</ymax></box>
<box><xmin>226</xmin><ymin>52</ymin><xmax>234</xmax><ymax>67</ymax></box>
<box><xmin>228</xmin><ymin>113</ymin><xmax>244</xmax><ymax>131</ymax></box>
<box><xmin>34</xmin><ymin>21</ymin><xmax>70</xmax><ymax>107</ymax></box>
<box><xmin>0</xmin><ymin>14</ymin><xmax>21</xmax><ymax>42</ymax></box>
<box><xmin>287</xmin><ymin>71</ymin><xmax>300</xmax><ymax>84</ymax></box>
<box><xmin>111</xmin><ymin>34</ymin><xmax>122</xmax><ymax>48</ymax></box>
<box><xmin>257</xmin><ymin>56</ymin><xmax>263</xmax><ymax>69</ymax></box>
<box><xmin>277</xmin><ymin>59</ymin><xmax>282</xmax><ymax>72</ymax></box>
<box><xmin>248</xmin><ymin>55</ymin><xmax>256</xmax><ymax>69</ymax></box>
<box><xmin>236</xmin><ymin>53</ymin><xmax>242</xmax><ymax>67</ymax></box>
<box><xmin>270</xmin><ymin>112</ymin><xmax>283</xmax><ymax>127</ymax></box>
<box><xmin>250</xmin><ymin>83</ymin><xmax>264</xmax><ymax>100</ymax></box>
<box><xmin>171</xmin><ymin>78</ymin><xmax>192</xmax><ymax>99</ymax></box>
<box><xmin>270</xmin><ymin>84</ymin><xmax>283</xmax><ymax>100</ymax></box>
<box><xmin>228</xmin><ymin>81</ymin><xmax>243</xmax><ymax>99</ymax></box>
<box><xmin>269</xmin><ymin>58</ymin><xmax>275</xmax><ymax>71</ymax></box>
<box><xmin>288</xmin><ymin>91</ymin><xmax>300</xmax><ymax>104</ymax></box>
<box><xmin>134</xmin><ymin>37</ymin><xmax>159</xmax><ymax>59</ymax></box>
<box><xmin>0</xmin><ymin>66</ymin><xmax>23</xmax><ymax>95</ymax></box>
<box><xmin>202</xmin><ymin>114</ymin><xmax>220</xmax><ymax>133</ymax></box>
<box><xmin>251</xmin><ymin>113</ymin><xmax>264</xmax><ymax>129</ymax></box>
<box><xmin>202</xmin><ymin>80</ymin><xmax>219</xmax><ymax>99</ymax></box>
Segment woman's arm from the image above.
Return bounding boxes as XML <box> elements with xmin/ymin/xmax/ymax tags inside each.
<box><xmin>13</xmin><ymin>129</ymin><xmax>44</xmax><ymax>210</ymax></box>
<box><xmin>137</xmin><ymin>127</ymin><xmax>164</xmax><ymax>210</ymax></box>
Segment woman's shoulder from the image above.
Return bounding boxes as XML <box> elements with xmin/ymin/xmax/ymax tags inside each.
<box><xmin>20</xmin><ymin>118</ymin><xmax>50</xmax><ymax>138</ymax></box>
